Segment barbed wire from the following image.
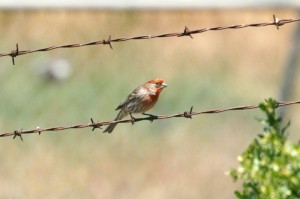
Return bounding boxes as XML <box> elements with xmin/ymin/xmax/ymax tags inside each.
<box><xmin>1</xmin><ymin>99</ymin><xmax>299</xmax><ymax>141</ymax></box>
<box><xmin>1</xmin><ymin>15</ymin><xmax>300</xmax><ymax>65</ymax></box>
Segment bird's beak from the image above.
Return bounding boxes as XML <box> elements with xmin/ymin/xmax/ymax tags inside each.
<box><xmin>161</xmin><ymin>82</ymin><xmax>167</xmax><ymax>89</ymax></box>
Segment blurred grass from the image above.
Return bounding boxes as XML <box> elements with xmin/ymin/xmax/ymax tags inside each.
<box><xmin>0</xmin><ymin>9</ymin><xmax>299</xmax><ymax>199</ymax></box>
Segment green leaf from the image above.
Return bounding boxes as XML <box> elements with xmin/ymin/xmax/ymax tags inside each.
<box><xmin>229</xmin><ymin>98</ymin><xmax>300</xmax><ymax>198</ymax></box>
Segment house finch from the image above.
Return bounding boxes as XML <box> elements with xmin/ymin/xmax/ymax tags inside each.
<box><xmin>103</xmin><ymin>78</ymin><xmax>167</xmax><ymax>133</ymax></box>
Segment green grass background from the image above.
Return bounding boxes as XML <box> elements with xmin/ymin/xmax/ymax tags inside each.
<box><xmin>0</xmin><ymin>9</ymin><xmax>299</xmax><ymax>198</ymax></box>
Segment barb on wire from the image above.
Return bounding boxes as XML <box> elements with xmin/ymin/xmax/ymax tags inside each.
<box><xmin>103</xmin><ymin>35</ymin><xmax>113</xmax><ymax>49</ymax></box>
<box><xmin>90</xmin><ymin>118</ymin><xmax>102</xmax><ymax>131</ymax></box>
<box><xmin>273</xmin><ymin>14</ymin><xmax>280</xmax><ymax>30</ymax></box>
<box><xmin>13</xmin><ymin>129</ymin><xmax>23</xmax><ymax>141</ymax></box>
<box><xmin>1</xmin><ymin>15</ymin><xmax>300</xmax><ymax>65</ymax></box>
<box><xmin>10</xmin><ymin>43</ymin><xmax>19</xmax><ymax>65</ymax></box>
<box><xmin>0</xmin><ymin>100</ymin><xmax>299</xmax><ymax>140</ymax></box>
<box><xmin>178</xmin><ymin>26</ymin><xmax>193</xmax><ymax>39</ymax></box>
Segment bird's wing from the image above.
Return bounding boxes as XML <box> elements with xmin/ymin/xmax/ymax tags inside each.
<box><xmin>115</xmin><ymin>87</ymin><xmax>141</xmax><ymax>110</ymax></box>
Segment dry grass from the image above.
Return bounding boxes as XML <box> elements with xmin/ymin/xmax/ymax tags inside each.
<box><xmin>0</xmin><ymin>9</ymin><xmax>299</xmax><ymax>199</ymax></box>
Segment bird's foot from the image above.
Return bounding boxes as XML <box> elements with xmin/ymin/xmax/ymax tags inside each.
<box><xmin>142</xmin><ymin>113</ymin><xmax>158</xmax><ymax>123</ymax></box>
<box><xmin>130</xmin><ymin>113</ymin><xmax>137</xmax><ymax>125</ymax></box>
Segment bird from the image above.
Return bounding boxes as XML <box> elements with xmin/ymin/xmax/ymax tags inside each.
<box><xmin>103</xmin><ymin>78</ymin><xmax>167</xmax><ymax>133</ymax></box>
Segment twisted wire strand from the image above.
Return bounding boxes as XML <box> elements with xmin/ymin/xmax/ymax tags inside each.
<box><xmin>1</xmin><ymin>15</ymin><xmax>299</xmax><ymax>65</ymax></box>
<box><xmin>1</xmin><ymin>100</ymin><xmax>299</xmax><ymax>140</ymax></box>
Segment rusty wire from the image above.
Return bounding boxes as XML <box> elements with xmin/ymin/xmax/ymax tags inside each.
<box><xmin>1</xmin><ymin>15</ymin><xmax>300</xmax><ymax>65</ymax></box>
<box><xmin>1</xmin><ymin>100</ymin><xmax>300</xmax><ymax>141</ymax></box>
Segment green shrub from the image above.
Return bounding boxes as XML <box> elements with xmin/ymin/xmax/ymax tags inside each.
<box><xmin>229</xmin><ymin>98</ymin><xmax>300</xmax><ymax>199</ymax></box>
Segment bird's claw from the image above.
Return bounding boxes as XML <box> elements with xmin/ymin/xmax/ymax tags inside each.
<box><xmin>142</xmin><ymin>113</ymin><xmax>158</xmax><ymax>123</ymax></box>
<box><xmin>130</xmin><ymin>114</ymin><xmax>137</xmax><ymax>125</ymax></box>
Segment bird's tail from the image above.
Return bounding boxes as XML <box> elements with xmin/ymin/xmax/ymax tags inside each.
<box><xmin>103</xmin><ymin>110</ymin><xmax>127</xmax><ymax>133</ymax></box>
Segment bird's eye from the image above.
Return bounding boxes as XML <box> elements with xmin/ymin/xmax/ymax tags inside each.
<box><xmin>155</xmin><ymin>82</ymin><xmax>160</xmax><ymax>86</ymax></box>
